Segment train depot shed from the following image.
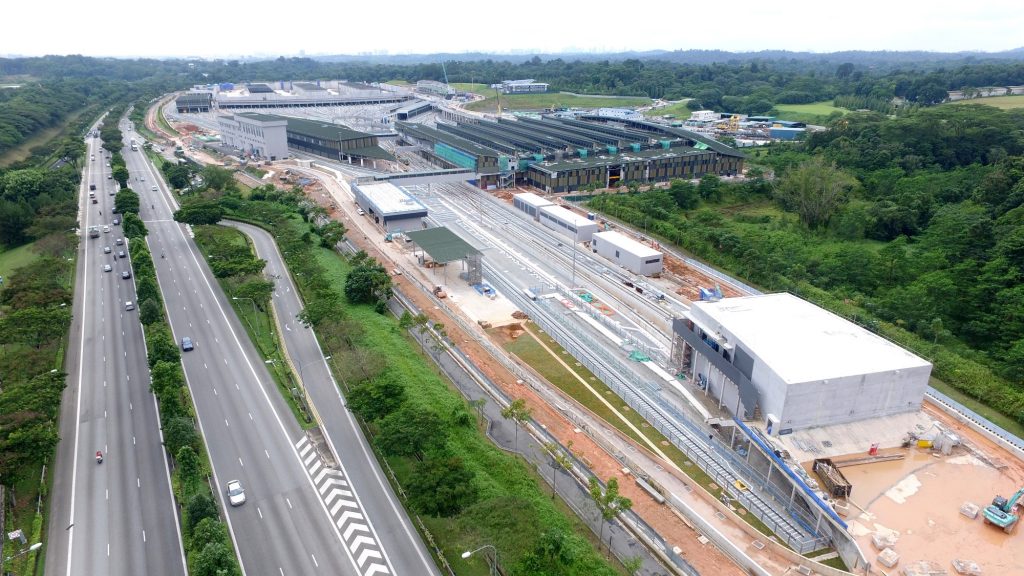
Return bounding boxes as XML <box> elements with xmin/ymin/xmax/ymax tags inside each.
<box><xmin>352</xmin><ymin>182</ymin><xmax>428</xmax><ymax>233</ymax></box>
<box><xmin>406</xmin><ymin>226</ymin><xmax>483</xmax><ymax>285</ymax></box>
<box><xmin>591</xmin><ymin>230</ymin><xmax>663</xmax><ymax>276</ymax></box>
<box><xmin>539</xmin><ymin>205</ymin><xmax>599</xmax><ymax>242</ymax></box>
<box><xmin>512</xmin><ymin>192</ymin><xmax>554</xmax><ymax>220</ymax></box>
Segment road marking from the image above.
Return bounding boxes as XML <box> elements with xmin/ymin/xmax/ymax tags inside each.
<box><xmin>106</xmin><ymin>489</ymin><xmax>109</xmax><ymax>500</ymax></box>
<box><xmin>238</xmin><ymin>457</ymin><xmax>244</xmax><ymax>468</ymax></box>
<box><xmin>213</xmin><ymin>388</ymin><xmax>218</xmax><ymax>396</ymax></box>
<box><xmin>225</xmin><ymin>419</ymin><xmax>229</xmax><ymax>428</ymax></box>
<box><xmin>204</xmin><ymin>363</ymin><xmax>208</xmax><ymax>369</ymax></box>
<box><xmin>294</xmin><ymin>436</ymin><xmax>391</xmax><ymax>575</ymax></box>
<box><xmin>143</xmin><ymin>530</ymin><xmax>146</xmax><ymax>543</ymax></box>
<box><xmin>311</xmin><ymin>554</ymin><xmax>318</xmax><ymax>568</ymax></box>
<box><xmin>133</xmin><ymin>436</ymin><xmax>136</xmax><ymax>446</ymax></box>
<box><xmin>249</xmin><ymin>412</ymin><xmax>254</xmax><ymax>421</ymax></box>
<box><xmin>138</xmin><ymin>478</ymin><xmax>141</xmax><ymax>488</ymax></box>
<box><xmin>257</xmin><ymin>507</ymin><xmax>263</xmax><ymax>520</ymax></box>
<box><xmin>286</xmin><ymin>498</ymin><xmax>293</xmax><ymax>510</ymax></box>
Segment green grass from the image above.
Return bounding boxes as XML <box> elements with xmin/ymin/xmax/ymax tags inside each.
<box><xmin>772</xmin><ymin>101</ymin><xmax>849</xmax><ymax>124</ymax></box>
<box><xmin>928</xmin><ymin>376</ymin><xmax>1024</xmax><ymax>439</ymax></box>
<box><xmin>642</xmin><ymin>99</ymin><xmax>694</xmax><ymax>118</ymax></box>
<box><xmin>156</xmin><ymin>105</ymin><xmax>178</xmax><ymax>136</ymax></box>
<box><xmin>465</xmin><ymin>89</ymin><xmax>651</xmax><ymax>113</ymax></box>
<box><xmin>385</xmin><ymin>80</ymin><xmax>411</xmax><ymax>86</ymax></box>
<box><xmin>946</xmin><ymin>95</ymin><xmax>1024</xmax><ymax>110</ymax></box>
<box><xmin>0</xmin><ymin>243</ymin><xmax>41</xmax><ymax>280</ymax></box>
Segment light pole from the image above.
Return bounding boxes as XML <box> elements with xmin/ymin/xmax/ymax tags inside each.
<box><xmin>5</xmin><ymin>542</ymin><xmax>42</xmax><ymax>561</ymax></box>
<box><xmin>296</xmin><ymin>355</ymin><xmax>332</xmax><ymax>387</ymax></box>
<box><xmin>232</xmin><ymin>296</ymin><xmax>258</xmax><ymax>336</ymax></box>
<box><xmin>461</xmin><ymin>544</ymin><xmax>498</xmax><ymax>576</ymax></box>
<box><xmin>570</xmin><ymin>227</ymin><xmax>579</xmax><ymax>289</ymax></box>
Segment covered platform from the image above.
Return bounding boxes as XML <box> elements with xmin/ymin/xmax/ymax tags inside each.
<box><xmin>406</xmin><ymin>226</ymin><xmax>483</xmax><ymax>285</ymax></box>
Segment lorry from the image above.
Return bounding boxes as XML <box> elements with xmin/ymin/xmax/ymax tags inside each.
<box><xmin>88</xmin><ymin>226</ymin><xmax>100</xmax><ymax>238</ymax></box>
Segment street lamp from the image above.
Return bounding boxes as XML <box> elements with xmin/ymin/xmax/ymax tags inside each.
<box><xmin>232</xmin><ymin>297</ymin><xmax>258</xmax><ymax>336</ymax></box>
<box><xmin>5</xmin><ymin>542</ymin><xmax>42</xmax><ymax>561</ymax></box>
<box><xmin>461</xmin><ymin>544</ymin><xmax>498</xmax><ymax>576</ymax></box>
<box><xmin>297</xmin><ymin>355</ymin><xmax>332</xmax><ymax>388</ymax></box>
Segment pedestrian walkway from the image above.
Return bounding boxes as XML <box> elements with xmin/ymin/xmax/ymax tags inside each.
<box><xmin>295</xmin><ymin>436</ymin><xmax>391</xmax><ymax>576</ymax></box>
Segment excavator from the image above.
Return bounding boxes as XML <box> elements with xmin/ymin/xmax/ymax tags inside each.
<box><xmin>982</xmin><ymin>486</ymin><xmax>1023</xmax><ymax>533</ymax></box>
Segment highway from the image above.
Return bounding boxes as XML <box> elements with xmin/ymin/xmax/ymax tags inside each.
<box><xmin>46</xmin><ymin>121</ymin><xmax>186</xmax><ymax>576</ymax></box>
<box><xmin>224</xmin><ymin>221</ymin><xmax>439</xmax><ymax>576</ymax></box>
<box><xmin>122</xmin><ymin>123</ymin><xmax>400</xmax><ymax>575</ymax></box>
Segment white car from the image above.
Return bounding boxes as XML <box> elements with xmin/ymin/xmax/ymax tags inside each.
<box><xmin>226</xmin><ymin>480</ymin><xmax>246</xmax><ymax>506</ymax></box>
<box><xmin>102</xmin><ymin>226</ymin><xmax>110</xmax><ymax>233</ymax></box>
<box><xmin>103</xmin><ymin>264</ymin><xmax>112</xmax><ymax>272</ymax></box>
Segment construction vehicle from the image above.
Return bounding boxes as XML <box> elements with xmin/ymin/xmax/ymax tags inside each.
<box><xmin>982</xmin><ymin>486</ymin><xmax>1023</xmax><ymax>533</ymax></box>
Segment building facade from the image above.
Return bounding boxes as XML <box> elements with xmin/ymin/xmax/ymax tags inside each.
<box><xmin>352</xmin><ymin>182</ymin><xmax>428</xmax><ymax>233</ymax></box>
<box><xmin>591</xmin><ymin>230</ymin><xmax>663</xmax><ymax>276</ymax></box>
<box><xmin>217</xmin><ymin>112</ymin><xmax>289</xmax><ymax>160</ymax></box>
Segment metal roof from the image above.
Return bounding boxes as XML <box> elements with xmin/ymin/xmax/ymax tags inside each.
<box><xmin>406</xmin><ymin>227</ymin><xmax>479</xmax><ymax>263</ymax></box>
<box><xmin>285</xmin><ymin>117</ymin><xmax>374</xmax><ymax>142</ymax></box>
<box><xmin>236</xmin><ymin>112</ymin><xmax>288</xmax><ymax>123</ymax></box>
<box><xmin>530</xmin><ymin>147</ymin><xmax>706</xmax><ymax>174</ymax></box>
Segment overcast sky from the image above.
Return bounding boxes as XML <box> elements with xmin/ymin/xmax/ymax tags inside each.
<box><xmin>3</xmin><ymin>0</ymin><xmax>1023</xmax><ymax>59</ymax></box>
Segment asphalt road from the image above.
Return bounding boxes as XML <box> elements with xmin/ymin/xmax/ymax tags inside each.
<box><xmin>46</xmin><ymin>122</ymin><xmax>186</xmax><ymax>576</ymax></box>
<box><xmin>224</xmin><ymin>221</ymin><xmax>439</xmax><ymax>576</ymax></box>
<box><xmin>124</xmin><ymin>126</ymin><xmax>378</xmax><ymax>575</ymax></box>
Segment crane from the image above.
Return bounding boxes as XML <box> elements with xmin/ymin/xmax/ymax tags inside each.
<box><xmin>982</xmin><ymin>486</ymin><xmax>1024</xmax><ymax>533</ymax></box>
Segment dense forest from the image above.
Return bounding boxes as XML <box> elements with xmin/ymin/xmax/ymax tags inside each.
<box><xmin>588</xmin><ymin>103</ymin><xmax>1024</xmax><ymax>423</ymax></box>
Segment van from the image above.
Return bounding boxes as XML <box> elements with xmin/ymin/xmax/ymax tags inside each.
<box><xmin>125</xmin><ymin>301</ymin><xmax>135</xmax><ymax>311</ymax></box>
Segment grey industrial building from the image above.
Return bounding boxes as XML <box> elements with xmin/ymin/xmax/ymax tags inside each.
<box><xmin>538</xmin><ymin>205</ymin><xmax>599</xmax><ymax>243</ymax></box>
<box><xmin>492</xmin><ymin>79</ymin><xmax>549</xmax><ymax>94</ymax></box>
<box><xmin>352</xmin><ymin>182</ymin><xmax>428</xmax><ymax>233</ymax></box>
<box><xmin>672</xmin><ymin>293</ymin><xmax>932</xmax><ymax>433</ymax></box>
<box><xmin>396</xmin><ymin>114</ymin><xmax>744</xmax><ymax>191</ymax></box>
<box><xmin>217</xmin><ymin>112</ymin><xmax>289</xmax><ymax>160</ymax></box>
<box><xmin>284</xmin><ymin>118</ymin><xmax>393</xmax><ymax>165</ymax></box>
<box><xmin>175</xmin><ymin>92</ymin><xmax>213</xmax><ymax>113</ymax></box>
<box><xmin>512</xmin><ymin>192</ymin><xmax>553</xmax><ymax>220</ymax></box>
<box><xmin>591</xmin><ymin>230</ymin><xmax>663</xmax><ymax>276</ymax></box>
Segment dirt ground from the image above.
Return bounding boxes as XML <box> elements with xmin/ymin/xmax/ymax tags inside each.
<box><xmin>838</xmin><ymin>404</ymin><xmax>1024</xmax><ymax>575</ymax></box>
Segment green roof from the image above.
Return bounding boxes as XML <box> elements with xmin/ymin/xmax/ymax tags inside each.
<box><xmin>346</xmin><ymin>146</ymin><xmax>395</xmax><ymax>161</ymax></box>
<box><xmin>236</xmin><ymin>112</ymin><xmax>287</xmax><ymax>122</ymax></box>
<box><xmin>406</xmin><ymin>227</ymin><xmax>479</xmax><ymax>263</ymax></box>
<box><xmin>285</xmin><ymin>117</ymin><xmax>375</xmax><ymax>142</ymax></box>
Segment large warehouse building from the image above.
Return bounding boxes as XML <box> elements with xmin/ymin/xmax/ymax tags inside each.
<box><xmin>396</xmin><ymin>114</ymin><xmax>744</xmax><ymax>192</ymax></box>
<box><xmin>672</xmin><ymin>293</ymin><xmax>932</xmax><ymax>432</ymax></box>
<box><xmin>352</xmin><ymin>182</ymin><xmax>428</xmax><ymax>233</ymax></box>
<box><xmin>217</xmin><ymin>112</ymin><xmax>289</xmax><ymax>160</ymax></box>
<box><xmin>285</xmin><ymin>118</ymin><xmax>393</xmax><ymax>165</ymax></box>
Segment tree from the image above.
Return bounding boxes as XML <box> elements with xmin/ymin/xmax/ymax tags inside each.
<box><xmin>234</xmin><ymin>279</ymin><xmax>274</xmax><ymax>310</ymax></box>
<box><xmin>344</xmin><ymin>254</ymin><xmax>392</xmax><ymax>305</ymax></box>
<box><xmin>56</xmin><ymin>137</ymin><xmax>86</xmax><ymax>170</ymax></box>
<box><xmin>588</xmin><ymin>477</ymin><xmax>632</xmax><ymax>552</ymax></box>
<box><xmin>407</xmin><ymin>456</ymin><xmax>478</xmax><ymax>516</ymax></box>
<box><xmin>150</xmin><ymin>360</ymin><xmax>184</xmax><ymax>396</ymax></box>
<box><xmin>185</xmin><ymin>493</ymin><xmax>218</xmax><ymax>533</ymax></box>
<box><xmin>318</xmin><ymin>221</ymin><xmax>347</xmax><ymax>248</ymax></box>
<box><xmin>668</xmin><ymin>179</ymin><xmax>699</xmax><ymax>210</ymax></box>
<box><xmin>347</xmin><ymin>375</ymin><xmax>407</xmax><ymax>422</ymax></box>
<box><xmin>114</xmin><ymin>189</ymin><xmax>140</xmax><ymax>215</ymax></box>
<box><xmin>544</xmin><ymin>441</ymin><xmax>573</xmax><ymax>499</ymax></box>
<box><xmin>500</xmin><ymin>398</ymin><xmax>532</xmax><ymax>452</ymax></box>
<box><xmin>112</xmin><ymin>165</ymin><xmax>130</xmax><ymax>187</ymax></box>
<box><xmin>121</xmin><ymin>212</ymin><xmax>148</xmax><ymax>239</ymax></box>
<box><xmin>190</xmin><ymin>542</ymin><xmax>240</xmax><ymax>576</ymax></box>
<box><xmin>376</xmin><ymin>405</ymin><xmax>446</xmax><ymax>458</ymax></box>
<box><xmin>140</xmin><ymin>298</ymin><xmax>162</xmax><ymax>325</ymax></box>
<box><xmin>201</xmin><ymin>165</ymin><xmax>235</xmax><ymax>191</ymax></box>
<box><xmin>0</xmin><ymin>306</ymin><xmax>71</xmax><ymax>348</ymax></box>
<box><xmin>774</xmin><ymin>156</ymin><xmax>857</xmax><ymax>229</ymax></box>
<box><xmin>147</xmin><ymin>329</ymin><xmax>181</xmax><ymax>368</ymax></box>
<box><xmin>164</xmin><ymin>417</ymin><xmax>198</xmax><ymax>455</ymax></box>
<box><xmin>190</xmin><ymin>518</ymin><xmax>229</xmax><ymax>552</ymax></box>
<box><xmin>176</xmin><ymin>446</ymin><xmax>202</xmax><ymax>496</ymax></box>
<box><xmin>174</xmin><ymin>200</ymin><xmax>224</xmax><ymax>225</ymax></box>
<box><xmin>698</xmin><ymin>174</ymin><xmax>722</xmax><ymax>201</ymax></box>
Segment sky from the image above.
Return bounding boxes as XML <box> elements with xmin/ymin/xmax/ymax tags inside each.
<box><xmin>3</xmin><ymin>0</ymin><xmax>1024</xmax><ymax>59</ymax></box>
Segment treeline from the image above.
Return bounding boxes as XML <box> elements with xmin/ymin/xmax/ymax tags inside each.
<box><xmin>587</xmin><ymin>103</ymin><xmax>1024</xmax><ymax>423</ymax></box>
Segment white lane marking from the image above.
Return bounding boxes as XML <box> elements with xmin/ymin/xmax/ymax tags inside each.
<box><xmin>203</xmin><ymin>363</ymin><xmax>208</xmax><ymax>369</ymax></box>
<box><xmin>238</xmin><ymin>457</ymin><xmax>244</xmax><ymax>468</ymax></box>
<box><xmin>286</xmin><ymin>498</ymin><xmax>293</xmax><ymax>510</ymax></box>
<box><xmin>235</xmin><ymin>383</ymin><xmax>239</xmax><ymax>390</ymax></box>
<box><xmin>357</xmin><ymin>548</ymin><xmax>382</xmax><ymax>567</ymax></box>
<box><xmin>213</xmin><ymin>388</ymin><xmax>218</xmax><ymax>396</ymax></box>
<box><xmin>311</xmin><ymin>554</ymin><xmax>318</xmax><ymax>568</ymax></box>
<box><xmin>137</xmin><ymin>478</ymin><xmax>141</xmax><ymax>488</ymax></box>
<box><xmin>129</xmin><ymin>402</ymin><xmax>133</xmax><ymax>410</ymax></box>
<box><xmin>133</xmin><ymin>436</ymin><xmax>136</xmax><ymax>446</ymax></box>
<box><xmin>225</xmin><ymin>419</ymin><xmax>229</xmax><ymax>428</ymax></box>
<box><xmin>265</xmin><ymin>449</ymin><xmax>270</xmax><ymax>459</ymax></box>
<box><xmin>257</xmin><ymin>507</ymin><xmax>263</xmax><ymax>520</ymax></box>
<box><xmin>143</xmin><ymin>530</ymin><xmax>147</xmax><ymax>543</ymax></box>
<box><xmin>249</xmin><ymin>412</ymin><xmax>253</xmax><ymax>421</ymax></box>
<box><xmin>106</xmin><ymin>489</ymin><xmax>109</xmax><ymax>500</ymax></box>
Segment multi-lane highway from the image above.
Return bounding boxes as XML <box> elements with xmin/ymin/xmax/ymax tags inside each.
<box><xmin>225</xmin><ymin>220</ymin><xmax>439</xmax><ymax>576</ymax></box>
<box><xmin>123</xmin><ymin>123</ymin><xmax>414</xmax><ymax>575</ymax></box>
<box><xmin>46</xmin><ymin>122</ymin><xmax>186</xmax><ymax>576</ymax></box>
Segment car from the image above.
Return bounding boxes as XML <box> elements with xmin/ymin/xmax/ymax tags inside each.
<box><xmin>103</xmin><ymin>246</ymin><xmax>111</xmax><ymax>254</ymax></box>
<box><xmin>140</xmin><ymin>176</ymin><xmax>145</xmax><ymax>181</ymax></box>
<box><xmin>121</xmin><ymin>270</ymin><xmax>131</xmax><ymax>279</ymax></box>
<box><xmin>181</xmin><ymin>337</ymin><xmax>194</xmax><ymax>351</ymax></box>
<box><xmin>89</xmin><ymin>184</ymin><xmax>96</xmax><ymax>191</ymax></box>
<box><xmin>90</xmin><ymin>155</ymin><xmax>95</xmax><ymax>161</ymax></box>
<box><xmin>357</xmin><ymin>208</ymin><xmax>365</xmax><ymax>216</ymax></box>
<box><xmin>103</xmin><ymin>264</ymin><xmax>112</xmax><ymax>272</ymax></box>
<box><xmin>117</xmin><ymin>250</ymin><xmax>126</xmax><ymax>258</ymax></box>
<box><xmin>151</xmin><ymin>186</ymin><xmax>158</xmax><ymax>192</ymax></box>
<box><xmin>226</xmin><ymin>480</ymin><xmax>246</xmax><ymax>506</ymax></box>
<box><xmin>115</xmin><ymin>238</ymin><xmax>124</xmax><ymax>245</ymax></box>
<box><xmin>107</xmin><ymin>174</ymin><xmax>112</xmax><ymax>179</ymax></box>
<box><xmin>113</xmin><ymin>218</ymin><xmax>120</xmax><ymax>225</ymax></box>
<box><xmin>102</xmin><ymin>226</ymin><xmax>110</xmax><ymax>233</ymax></box>
<box><xmin>124</xmin><ymin>300</ymin><xmax>135</xmax><ymax>311</ymax></box>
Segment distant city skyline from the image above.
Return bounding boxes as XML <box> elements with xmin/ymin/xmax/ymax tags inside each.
<box><xmin>3</xmin><ymin>0</ymin><xmax>1023</xmax><ymax>60</ymax></box>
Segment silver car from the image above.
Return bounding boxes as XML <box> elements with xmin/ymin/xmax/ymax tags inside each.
<box><xmin>226</xmin><ymin>480</ymin><xmax>246</xmax><ymax>506</ymax></box>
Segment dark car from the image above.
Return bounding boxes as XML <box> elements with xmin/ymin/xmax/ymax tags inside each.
<box><xmin>181</xmin><ymin>337</ymin><xmax>194</xmax><ymax>351</ymax></box>
<box><xmin>121</xmin><ymin>270</ymin><xmax>131</xmax><ymax>279</ymax></box>
<box><xmin>113</xmin><ymin>218</ymin><xmax>120</xmax><ymax>225</ymax></box>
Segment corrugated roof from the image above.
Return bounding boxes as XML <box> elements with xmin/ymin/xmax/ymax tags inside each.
<box><xmin>406</xmin><ymin>227</ymin><xmax>479</xmax><ymax>263</ymax></box>
<box><xmin>285</xmin><ymin>117</ymin><xmax>374</xmax><ymax>142</ymax></box>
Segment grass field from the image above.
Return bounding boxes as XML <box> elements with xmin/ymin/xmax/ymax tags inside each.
<box><xmin>947</xmin><ymin>95</ymin><xmax>1024</xmax><ymax>109</ymax></box>
<box><xmin>642</xmin><ymin>99</ymin><xmax>693</xmax><ymax>118</ymax></box>
<box><xmin>460</xmin><ymin>85</ymin><xmax>651</xmax><ymax>113</ymax></box>
<box><xmin>772</xmin><ymin>101</ymin><xmax>849</xmax><ymax>124</ymax></box>
<box><xmin>0</xmin><ymin>243</ymin><xmax>40</xmax><ymax>280</ymax></box>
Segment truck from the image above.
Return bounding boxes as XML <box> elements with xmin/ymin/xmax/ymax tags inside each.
<box><xmin>88</xmin><ymin>226</ymin><xmax>100</xmax><ymax>239</ymax></box>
